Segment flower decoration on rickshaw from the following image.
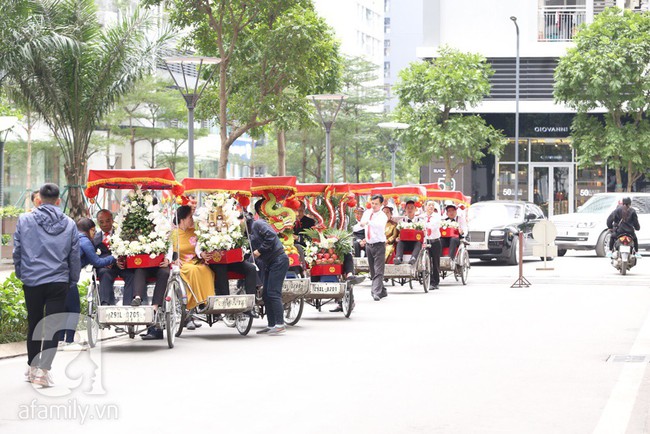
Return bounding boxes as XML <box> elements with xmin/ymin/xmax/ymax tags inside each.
<box><xmin>301</xmin><ymin>228</ymin><xmax>353</xmax><ymax>267</ymax></box>
<box><xmin>109</xmin><ymin>187</ymin><xmax>172</xmax><ymax>258</ymax></box>
<box><xmin>194</xmin><ymin>192</ymin><xmax>248</xmax><ymax>256</ymax></box>
<box><xmin>397</xmin><ymin>220</ymin><xmax>425</xmax><ymax>231</ymax></box>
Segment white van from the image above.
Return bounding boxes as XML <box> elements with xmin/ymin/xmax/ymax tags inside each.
<box><xmin>550</xmin><ymin>193</ymin><xmax>650</xmax><ymax>256</ymax></box>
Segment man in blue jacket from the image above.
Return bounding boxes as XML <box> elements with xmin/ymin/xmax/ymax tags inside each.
<box><xmin>14</xmin><ymin>183</ymin><xmax>80</xmax><ymax>387</ymax></box>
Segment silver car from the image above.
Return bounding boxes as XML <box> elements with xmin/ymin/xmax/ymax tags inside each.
<box><xmin>550</xmin><ymin>193</ymin><xmax>650</xmax><ymax>257</ymax></box>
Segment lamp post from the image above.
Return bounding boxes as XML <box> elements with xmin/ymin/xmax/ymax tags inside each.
<box><xmin>164</xmin><ymin>56</ymin><xmax>221</xmax><ymax>178</ymax></box>
<box><xmin>378</xmin><ymin>121</ymin><xmax>410</xmax><ymax>185</ymax></box>
<box><xmin>308</xmin><ymin>94</ymin><xmax>346</xmax><ymax>183</ymax></box>
<box><xmin>510</xmin><ymin>16</ymin><xmax>521</xmax><ymax>201</ymax></box>
<box><xmin>0</xmin><ymin>116</ymin><xmax>18</xmax><ymax>208</ymax></box>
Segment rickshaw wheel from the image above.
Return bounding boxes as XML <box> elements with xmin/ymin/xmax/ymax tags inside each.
<box><xmin>342</xmin><ymin>283</ymin><xmax>354</xmax><ymax>318</ymax></box>
<box><xmin>86</xmin><ymin>280</ymin><xmax>100</xmax><ymax>348</ymax></box>
<box><xmin>165</xmin><ymin>278</ymin><xmax>183</xmax><ymax>348</ymax></box>
<box><xmin>235</xmin><ymin>313</ymin><xmax>253</xmax><ymax>335</ymax></box>
<box><xmin>420</xmin><ymin>249</ymin><xmax>431</xmax><ymax>293</ymax></box>
<box><xmin>284</xmin><ymin>298</ymin><xmax>304</xmax><ymax>326</ymax></box>
<box><xmin>459</xmin><ymin>249</ymin><xmax>470</xmax><ymax>285</ymax></box>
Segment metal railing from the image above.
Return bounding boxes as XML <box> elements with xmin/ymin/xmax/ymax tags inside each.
<box><xmin>538</xmin><ymin>6</ymin><xmax>587</xmax><ymax>42</ymax></box>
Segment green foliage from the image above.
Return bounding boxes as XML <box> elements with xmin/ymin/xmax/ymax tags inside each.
<box><xmin>0</xmin><ymin>0</ymin><xmax>171</xmax><ymax>219</ymax></box>
<box><xmin>147</xmin><ymin>0</ymin><xmax>342</xmax><ymax>177</ymax></box>
<box><xmin>1</xmin><ymin>234</ymin><xmax>11</xmax><ymax>246</ymax></box>
<box><xmin>0</xmin><ymin>272</ymin><xmax>27</xmax><ymax>344</ymax></box>
<box><xmin>77</xmin><ymin>278</ymin><xmax>90</xmax><ymax>322</ymax></box>
<box><xmin>554</xmin><ymin>8</ymin><xmax>650</xmax><ymax>191</ymax></box>
<box><xmin>0</xmin><ymin>206</ymin><xmax>25</xmax><ymax>218</ymax></box>
<box><xmin>394</xmin><ymin>46</ymin><xmax>506</xmax><ymax>187</ymax></box>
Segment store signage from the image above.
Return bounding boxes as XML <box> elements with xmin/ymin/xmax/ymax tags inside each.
<box><xmin>533</xmin><ymin>126</ymin><xmax>569</xmax><ymax>133</ymax></box>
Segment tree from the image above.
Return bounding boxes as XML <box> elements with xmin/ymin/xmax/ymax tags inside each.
<box><xmin>147</xmin><ymin>0</ymin><xmax>341</xmax><ymax>178</ymax></box>
<box><xmin>0</xmin><ymin>0</ymin><xmax>168</xmax><ymax>218</ymax></box>
<box><xmin>554</xmin><ymin>8</ymin><xmax>650</xmax><ymax>192</ymax></box>
<box><xmin>394</xmin><ymin>46</ymin><xmax>506</xmax><ymax>188</ymax></box>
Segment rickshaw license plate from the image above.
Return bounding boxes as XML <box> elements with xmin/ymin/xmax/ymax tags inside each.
<box><xmin>282</xmin><ymin>279</ymin><xmax>310</xmax><ymax>295</ymax></box>
<box><xmin>98</xmin><ymin>307</ymin><xmax>152</xmax><ymax>324</ymax></box>
<box><xmin>310</xmin><ymin>282</ymin><xmax>344</xmax><ymax>295</ymax></box>
<box><xmin>210</xmin><ymin>295</ymin><xmax>252</xmax><ymax>311</ymax></box>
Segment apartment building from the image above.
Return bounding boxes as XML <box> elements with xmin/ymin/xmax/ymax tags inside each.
<box><xmin>417</xmin><ymin>0</ymin><xmax>648</xmax><ymax>217</ymax></box>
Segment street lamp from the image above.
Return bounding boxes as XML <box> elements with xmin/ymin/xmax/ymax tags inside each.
<box><xmin>308</xmin><ymin>94</ymin><xmax>346</xmax><ymax>183</ymax></box>
<box><xmin>0</xmin><ymin>116</ymin><xmax>18</xmax><ymax>207</ymax></box>
<box><xmin>510</xmin><ymin>16</ymin><xmax>521</xmax><ymax>201</ymax></box>
<box><xmin>164</xmin><ymin>56</ymin><xmax>221</xmax><ymax>178</ymax></box>
<box><xmin>378</xmin><ymin>121</ymin><xmax>409</xmax><ymax>185</ymax></box>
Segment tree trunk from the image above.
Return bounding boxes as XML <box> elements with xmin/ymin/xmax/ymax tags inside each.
<box><xmin>444</xmin><ymin>156</ymin><xmax>454</xmax><ymax>190</ymax></box>
<box><xmin>24</xmin><ymin>112</ymin><xmax>33</xmax><ymax>211</ymax></box>
<box><xmin>615</xmin><ymin>167</ymin><xmax>623</xmax><ymax>192</ymax></box>
<box><xmin>342</xmin><ymin>141</ymin><xmax>347</xmax><ymax>182</ymax></box>
<box><xmin>250</xmin><ymin>140</ymin><xmax>255</xmax><ymax>177</ymax></box>
<box><xmin>277</xmin><ymin>129</ymin><xmax>286</xmax><ymax>176</ymax></box>
<box><xmin>64</xmin><ymin>157</ymin><xmax>88</xmax><ymax>220</ymax></box>
<box><xmin>355</xmin><ymin>144</ymin><xmax>360</xmax><ymax>183</ymax></box>
<box><xmin>151</xmin><ymin>141</ymin><xmax>155</xmax><ymax>168</ymax></box>
<box><xmin>130</xmin><ymin>128</ymin><xmax>136</xmax><ymax>169</ymax></box>
<box><xmin>301</xmin><ymin>135</ymin><xmax>307</xmax><ymax>182</ymax></box>
<box><xmin>315</xmin><ymin>155</ymin><xmax>322</xmax><ymax>183</ymax></box>
<box><xmin>217</xmin><ymin>63</ymin><xmax>230</xmax><ymax>179</ymax></box>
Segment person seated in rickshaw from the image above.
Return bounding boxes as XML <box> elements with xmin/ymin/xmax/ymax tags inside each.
<box><xmin>351</xmin><ymin>207</ymin><xmax>365</xmax><ymax>257</ymax></box>
<box><xmin>93</xmin><ymin>209</ymin><xmax>135</xmax><ymax>306</ymax></box>
<box><xmin>207</xmin><ymin>212</ymin><xmax>258</xmax><ymax>298</ymax></box>
<box><xmin>394</xmin><ymin>200</ymin><xmax>423</xmax><ymax>265</ymax></box>
<box><xmin>440</xmin><ymin>202</ymin><xmax>467</xmax><ymax>259</ymax></box>
<box><xmin>293</xmin><ymin>202</ymin><xmax>316</xmax><ymax>247</ymax></box>
<box><xmin>383</xmin><ymin>206</ymin><xmax>399</xmax><ymax>261</ymax></box>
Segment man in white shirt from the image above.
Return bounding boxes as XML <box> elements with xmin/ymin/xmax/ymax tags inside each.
<box><xmin>359</xmin><ymin>194</ymin><xmax>388</xmax><ymax>301</ymax></box>
<box><xmin>421</xmin><ymin>200</ymin><xmax>442</xmax><ymax>290</ymax></box>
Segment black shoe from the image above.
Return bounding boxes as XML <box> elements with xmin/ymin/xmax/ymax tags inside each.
<box><xmin>141</xmin><ymin>328</ymin><xmax>163</xmax><ymax>340</ymax></box>
<box><xmin>100</xmin><ymin>301</ymin><xmax>109</xmax><ymax>306</ymax></box>
<box><xmin>330</xmin><ymin>305</ymin><xmax>343</xmax><ymax>312</ymax></box>
<box><xmin>346</xmin><ymin>274</ymin><xmax>365</xmax><ymax>285</ymax></box>
<box><xmin>408</xmin><ymin>258</ymin><xmax>416</xmax><ymax>265</ymax></box>
<box><xmin>185</xmin><ymin>319</ymin><xmax>196</xmax><ymax>331</ymax></box>
<box><xmin>379</xmin><ymin>289</ymin><xmax>387</xmax><ymax>298</ymax></box>
<box><xmin>394</xmin><ymin>258</ymin><xmax>402</xmax><ymax>265</ymax></box>
<box><xmin>431</xmin><ymin>284</ymin><xmax>439</xmax><ymax>290</ymax></box>
<box><xmin>372</xmin><ymin>295</ymin><xmax>381</xmax><ymax>301</ymax></box>
<box><xmin>131</xmin><ymin>296</ymin><xmax>142</xmax><ymax>307</ymax></box>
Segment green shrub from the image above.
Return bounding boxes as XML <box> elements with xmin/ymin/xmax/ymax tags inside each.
<box><xmin>0</xmin><ymin>272</ymin><xmax>27</xmax><ymax>344</ymax></box>
<box><xmin>1</xmin><ymin>234</ymin><xmax>11</xmax><ymax>246</ymax></box>
<box><xmin>0</xmin><ymin>206</ymin><xmax>25</xmax><ymax>218</ymax></box>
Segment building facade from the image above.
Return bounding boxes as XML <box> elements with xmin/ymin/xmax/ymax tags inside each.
<box><xmin>416</xmin><ymin>0</ymin><xmax>649</xmax><ymax>218</ymax></box>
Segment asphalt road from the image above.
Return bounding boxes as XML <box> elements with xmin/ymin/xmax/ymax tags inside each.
<box><xmin>1</xmin><ymin>251</ymin><xmax>650</xmax><ymax>434</ymax></box>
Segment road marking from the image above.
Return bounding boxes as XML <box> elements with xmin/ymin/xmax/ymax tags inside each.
<box><xmin>593</xmin><ymin>306</ymin><xmax>650</xmax><ymax>434</ymax></box>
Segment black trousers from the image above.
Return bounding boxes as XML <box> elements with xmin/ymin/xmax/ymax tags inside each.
<box><xmin>133</xmin><ymin>267</ymin><xmax>170</xmax><ymax>306</ymax></box>
<box><xmin>440</xmin><ymin>237</ymin><xmax>460</xmax><ymax>258</ymax></box>
<box><xmin>96</xmin><ymin>266</ymin><xmax>135</xmax><ymax>306</ymax></box>
<box><xmin>211</xmin><ymin>261</ymin><xmax>258</xmax><ymax>296</ymax></box>
<box><xmin>395</xmin><ymin>240</ymin><xmax>422</xmax><ymax>262</ymax></box>
<box><xmin>24</xmin><ymin>282</ymin><xmax>68</xmax><ymax>370</ymax></box>
<box><xmin>426</xmin><ymin>239</ymin><xmax>441</xmax><ymax>286</ymax></box>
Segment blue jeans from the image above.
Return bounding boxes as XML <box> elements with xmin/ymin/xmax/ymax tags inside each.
<box><xmin>262</xmin><ymin>254</ymin><xmax>289</xmax><ymax>327</ymax></box>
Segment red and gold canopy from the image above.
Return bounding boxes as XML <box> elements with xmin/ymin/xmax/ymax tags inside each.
<box><xmin>182</xmin><ymin>178</ymin><xmax>252</xmax><ymax>196</ymax></box>
<box><xmin>85</xmin><ymin>169</ymin><xmax>183</xmax><ymax>198</ymax></box>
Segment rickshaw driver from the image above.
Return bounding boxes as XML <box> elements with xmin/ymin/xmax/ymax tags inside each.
<box><xmin>440</xmin><ymin>202</ymin><xmax>467</xmax><ymax>260</ymax></box>
<box><xmin>394</xmin><ymin>200</ymin><xmax>423</xmax><ymax>265</ymax></box>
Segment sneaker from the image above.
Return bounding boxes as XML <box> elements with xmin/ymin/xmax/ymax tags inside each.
<box><xmin>24</xmin><ymin>366</ymin><xmax>35</xmax><ymax>382</ymax></box>
<box><xmin>635</xmin><ymin>253</ymin><xmax>642</xmax><ymax>258</ymax></box>
<box><xmin>31</xmin><ymin>368</ymin><xmax>53</xmax><ymax>387</ymax></box>
<box><xmin>606</xmin><ymin>251</ymin><xmax>612</xmax><ymax>258</ymax></box>
<box><xmin>408</xmin><ymin>257</ymin><xmax>416</xmax><ymax>265</ymax></box>
<box><xmin>268</xmin><ymin>325</ymin><xmax>286</xmax><ymax>335</ymax></box>
<box><xmin>185</xmin><ymin>319</ymin><xmax>196</xmax><ymax>331</ymax></box>
<box><xmin>256</xmin><ymin>327</ymin><xmax>273</xmax><ymax>335</ymax></box>
<box><xmin>393</xmin><ymin>258</ymin><xmax>402</xmax><ymax>265</ymax></box>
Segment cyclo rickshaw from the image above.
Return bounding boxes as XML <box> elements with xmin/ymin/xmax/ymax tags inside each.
<box><xmin>425</xmin><ymin>187</ymin><xmax>471</xmax><ymax>285</ymax></box>
<box><xmin>169</xmin><ymin>177</ymin><xmax>257</xmax><ymax>337</ymax></box>
<box><xmin>295</xmin><ymin>182</ymin><xmax>360</xmax><ymax>318</ymax></box>
<box><xmin>356</xmin><ymin>185</ymin><xmax>432</xmax><ymax>293</ymax></box>
<box><xmin>84</xmin><ymin>168</ymin><xmax>185</xmax><ymax>348</ymax></box>
<box><xmin>250</xmin><ymin>176</ymin><xmax>310</xmax><ymax>326</ymax></box>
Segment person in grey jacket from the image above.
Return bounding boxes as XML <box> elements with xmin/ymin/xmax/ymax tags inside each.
<box><xmin>14</xmin><ymin>183</ymin><xmax>80</xmax><ymax>387</ymax></box>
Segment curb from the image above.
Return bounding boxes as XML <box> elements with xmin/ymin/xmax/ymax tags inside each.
<box><xmin>0</xmin><ymin>332</ymin><xmax>122</xmax><ymax>361</ymax></box>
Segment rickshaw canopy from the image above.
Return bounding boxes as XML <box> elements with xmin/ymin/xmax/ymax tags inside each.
<box><xmin>85</xmin><ymin>169</ymin><xmax>183</xmax><ymax>198</ymax></box>
<box><xmin>370</xmin><ymin>185</ymin><xmax>427</xmax><ymax>200</ymax></box>
<box><xmin>426</xmin><ymin>190</ymin><xmax>471</xmax><ymax>207</ymax></box>
<box><xmin>347</xmin><ymin>182</ymin><xmax>392</xmax><ymax>196</ymax></box>
<box><xmin>181</xmin><ymin>178</ymin><xmax>252</xmax><ymax>196</ymax></box>
<box><xmin>250</xmin><ymin>176</ymin><xmax>297</xmax><ymax>200</ymax></box>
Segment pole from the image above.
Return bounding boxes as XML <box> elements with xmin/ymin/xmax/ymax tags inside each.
<box><xmin>188</xmin><ymin>105</ymin><xmax>195</xmax><ymax>178</ymax></box>
<box><xmin>512</xmin><ymin>17</ymin><xmax>520</xmax><ymax>202</ymax></box>
<box><xmin>325</xmin><ymin>124</ymin><xmax>331</xmax><ymax>183</ymax></box>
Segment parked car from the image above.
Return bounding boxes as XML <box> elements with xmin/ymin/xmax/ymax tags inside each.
<box><xmin>466</xmin><ymin>200</ymin><xmax>551</xmax><ymax>265</ymax></box>
<box><xmin>550</xmin><ymin>192</ymin><xmax>650</xmax><ymax>257</ymax></box>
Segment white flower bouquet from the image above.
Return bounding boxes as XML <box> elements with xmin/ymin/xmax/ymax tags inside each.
<box><xmin>440</xmin><ymin>220</ymin><xmax>460</xmax><ymax>230</ymax></box>
<box><xmin>109</xmin><ymin>188</ymin><xmax>172</xmax><ymax>258</ymax></box>
<box><xmin>397</xmin><ymin>220</ymin><xmax>425</xmax><ymax>230</ymax></box>
<box><xmin>194</xmin><ymin>192</ymin><xmax>248</xmax><ymax>254</ymax></box>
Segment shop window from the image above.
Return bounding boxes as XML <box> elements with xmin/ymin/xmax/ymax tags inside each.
<box><xmin>530</xmin><ymin>139</ymin><xmax>572</xmax><ymax>162</ymax></box>
<box><xmin>574</xmin><ymin>166</ymin><xmax>605</xmax><ymax>209</ymax></box>
<box><xmin>497</xmin><ymin>163</ymin><xmax>529</xmax><ymax>200</ymax></box>
<box><xmin>501</xmin><ymin>139</ymin><xmax>529</xmax><ymax>162</ymax></box>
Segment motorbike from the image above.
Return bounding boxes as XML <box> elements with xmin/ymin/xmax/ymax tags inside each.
<box><xmin>610</xmin><ymin>233</ymin><xmax>637</xmax><ymax>275</ymax></box>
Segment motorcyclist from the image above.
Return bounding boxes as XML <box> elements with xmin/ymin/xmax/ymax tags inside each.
<box><xmin>606</xmin><ymin>197</ymin><xmax>640</xmax><ymax>258</ymax></box>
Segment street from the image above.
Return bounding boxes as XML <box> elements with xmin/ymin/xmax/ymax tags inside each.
<box><xmin>1</xmin><ymin>252</ymin><xmax>650</xmax><ymax>434</ymax></box>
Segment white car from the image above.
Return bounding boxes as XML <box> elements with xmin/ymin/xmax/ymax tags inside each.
<box><xmin>550</xmin><ymin>193</ymin><xmax>650</xmax><ymax>257</ymax></box>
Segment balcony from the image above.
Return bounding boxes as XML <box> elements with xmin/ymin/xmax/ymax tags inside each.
<box><xmin>538</xmin><ymin>6</ymin><xmax>587</xmax><ymax>42</ymax></box>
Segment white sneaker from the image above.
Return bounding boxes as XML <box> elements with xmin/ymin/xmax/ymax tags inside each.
<box><xmin>31</xmin><ymin>368</ymin><xmax>54</xmax><ymax>387</ymax></box>
<box><xmin>268</xmin><ymin>325</ymin><xmax>286</xmax><ymax>336</ymax></box>
<box><xmin>24</xmin><ymin>366</ymin><xmax>35</xmax><ymax>382</ymax></box>
<box><xmin>606</xmin><ymin>251</ymin><xmax>612</xmax><ymax>258</ymax></box>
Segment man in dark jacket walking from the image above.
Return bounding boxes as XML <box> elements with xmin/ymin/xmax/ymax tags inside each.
<box><xmin>14</xmin><ymin>183</ymin><xmax>80</xmax><ymax>387</ymax></box>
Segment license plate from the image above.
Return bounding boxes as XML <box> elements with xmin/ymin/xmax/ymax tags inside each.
<box><xmin>282</xmin><ymin>279</ymin><xmax>310</xmax><ymax>295</ymax></box>
<box><xmin>100</xmin><ymin>307</ymin><xmax>149</xmax><ymax>324</ymax></box>
<box><xmin>620</xmin><ymin>245</ymin><xmax>631</xmax><ymax>253</ymax></box>
<box><xmin>210</xmin><ymin>295</ymin><xmax>252</xmax><ymax>311</ymax></box>
<box><xmin>310</xmin><ymin>282</ymin><xmax>344</xmax><ymax>295</ymax></box>
<box><xmin>470</xmin><ymin>242</ymin><xmax>488</xmax><ymax>251</ymax></box>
